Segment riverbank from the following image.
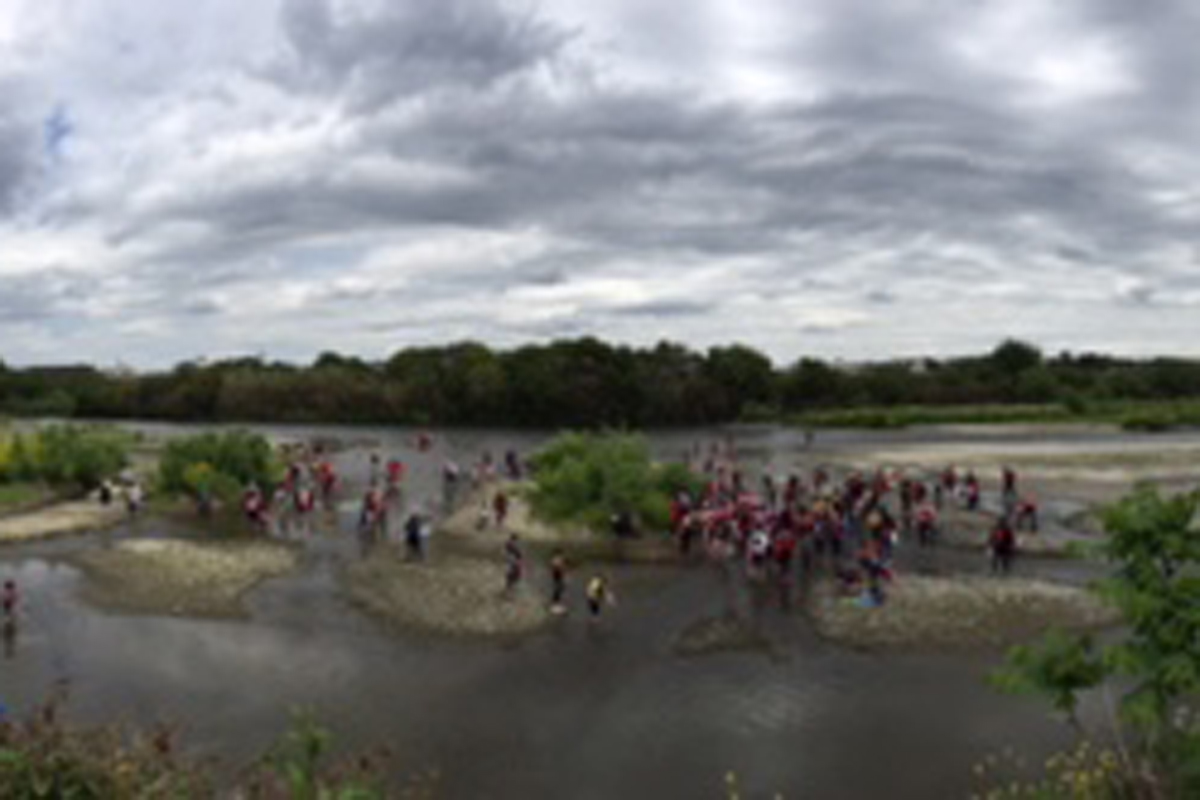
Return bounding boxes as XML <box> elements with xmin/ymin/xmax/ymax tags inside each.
<box><xmin>0</xmin><ymin>482</ymin><xmax>57</xmax><ymax>515</ymax></box>
<box><xmin>851</xmin><ymin>438</ymin><xmax>1200</xmax><ymax>507</ymax></box>
<box><xmin>70</xmin><ymin>539</ymin><xmax>299</xmax><ymax>618</ymax></box>
<box><xmin>808</xmin><ymin>575</ymin><xmax>1117</xmax><ymax>650</ymax></box>
<box><xmin>344</xmin><ymin>549</ymin><xmax>551</xmax><ymax>636</ymax></box>
<box><xmin>0</xmin><ymin>500</ymin><xmax>126</xmax><ymax>544</ymax></box>
<box><xmin>791</xmin><ymin>399</ymin><xmax>1200</xmax><ymax>431</ymax></box>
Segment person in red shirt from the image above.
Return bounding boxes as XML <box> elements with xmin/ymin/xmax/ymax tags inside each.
<box><xmin>990</xmin><ymin>517</ymin><xmax>1017</xmax><ymax>574</ymax></box>
<box><xmin>773</xmin><ymin>528</ymin><xmax>798</xmax><ymax>608</ymax></box>
<box><xmin>942</xmin><ymin>466</ymin><xmax>958</xmax><ymax>492</ymax></box>
<box><xmin>669</xmin><ymin>497</ymin><xmax>687</xmax><ymax>535</ymax></box>
<box><xmin>360</xmin><ymin>488</ymin><xmax>384</xmax><ymax>536</ymax></box>
<box><xmin>493</xmin><ymin>491</ymin><xmax>509</xmax><ymax>528</ymax></box>
<box><xmin>243</xmin><ymin>485</ymin><xmax>266</xmax><ymax>527</ymax></box>
<box><xmin>1017</xmin><ymin>495</ymin><xmax>1039</xmax><ymax>533</ymax></box>
<box><xmin>386</xmin><ymin>459</ymin><xmax>405</xmax><ymax>487</ymax></box>
<box><xmin>965</xmin><ymin>471</ymin><xmax>981</xmax><ymax>511</ymax></box>
<box><xmin>916</xmin><ymin>502</ymin><xmax>938</xmax><ymax>547</ymax></box>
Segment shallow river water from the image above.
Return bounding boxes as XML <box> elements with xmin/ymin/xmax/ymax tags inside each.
<box><xmin>5</xmin><ymin>422</ymin><xmax>1191</xmax><ymax>799</ymax></box>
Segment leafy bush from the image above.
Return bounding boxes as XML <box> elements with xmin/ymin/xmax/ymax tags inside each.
<box><xmin>0</xmin><ymin>685</ymin><xmax>208</xmax><ymax>798</ymax></box>
<box><xmin>0</xmin><ymin>426</ymin><xmax>127</xmax><ymax>490</ymax></box>
<box><xmin>528</xmin><ymin>432</ymin><xmax>704</xmax><ymax>532</ymax></box>
<box><xmin>970</xmin><ymin>740</ymin><xmax>1125</xmax><ymax>799</ymax></box>
<box><xmin>241</xmin><ymin>709</ymin><xmax>392</xmax><ymax>799</ymax></box>
<box><xmin>159</xmin><ymin>430</ymin><xmax>281</xmax><ymax>500</ymax></box>
<box><xmin>0</xmin><ymin>689</ymin><xmax>398</xmax><ymax>799</ymax></box>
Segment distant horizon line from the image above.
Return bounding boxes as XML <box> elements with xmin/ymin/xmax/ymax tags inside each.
<box><xmin>4</xmin><ymin>336</ymin><xmax>1200</xmax><ymax>374</ymax></box>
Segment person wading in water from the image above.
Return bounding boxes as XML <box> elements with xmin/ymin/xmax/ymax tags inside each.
<box><xmin>405</xmin><ymin>512</ymin><xmax>425</xmax><ymax>561</ymax></box>
<box><xmin>493</xmin><ymin>491</ymin><xmax>509</xmax><ymax>529</ymax></box>
<box><xmin>549</xmin><ymin>549</ymin><xmax>568</xmax><ymax>614</ymax></box>
<box><xmin>586</xmin><ymin>574</ymin><xmax>616</xmax><ymax>622</ymax></box>
<box><xmin>2</xmin><ymin>580</ymin><xmax>19</xmax><ymax>646</ymax></box>
<box><xmin>990</xmin><ymin>516</ymin><xmax>1017</xmax><ymax>575</ymax></box>
<box><xmin>504</xmin><ymin>534</ymin><xmax>524</xmax><ymax>594</ymax></box>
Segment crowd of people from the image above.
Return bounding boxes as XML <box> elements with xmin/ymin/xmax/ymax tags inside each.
<box><xmin>661</xmin><ymin>442</ymin><xmax>1040</xmax><ymax>607</ymax></box>
<box><xmin>0</xmin><ymin>431</ymin><xmax>1046</xmax><ymax>649</ymax></box>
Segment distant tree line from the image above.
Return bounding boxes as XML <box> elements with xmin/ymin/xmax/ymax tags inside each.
<box><xmin>2</xmin><ymin>338</ymin><xmax>1200</xmax><ymax>427</ymax></box>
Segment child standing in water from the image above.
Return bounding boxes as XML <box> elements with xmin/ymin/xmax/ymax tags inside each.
<box><xmin>586</xmin><ymin>574</ymin><xmax>616</xmax><ymax>621</ymax></box>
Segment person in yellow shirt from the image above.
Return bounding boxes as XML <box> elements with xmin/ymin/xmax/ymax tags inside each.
<box><xmin>586</xmin><ymin>575</ymin><xmax>616</xmax><ymax>621</ymax></box>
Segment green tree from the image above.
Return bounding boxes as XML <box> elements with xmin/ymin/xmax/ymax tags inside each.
<box><xmin>994</xmin><ymin>485</ymin><xmax>1200</xmax><ymax>794</ymax></box>
<box><xmin>704</xmin><ymin>344</ymin><xmax>776</xmax><ymax>417</ymax></box>
<box><xmin>781</xmin><ymin>357</ymin><xmax>852</xmax><ymax>409</ymax></box>
<box><xmin>990</xmin><ymin>339</ymin><xmax>1043</xmax><ymax>377</ymax></box>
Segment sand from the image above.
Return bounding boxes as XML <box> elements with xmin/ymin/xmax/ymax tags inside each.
<box><xmin>0</xmin><ymin>501</ymin><xmax>127</xmax><ymax>544</ymax></box>
<box><xmin>809</xmin><ymin>574</ymin><xmax>1117</xmax><ymax>650</ymax></box>
<box><xmin>71</xmin><ymin>539</ymin><xmax>299</xmax><ymax>618</ymax></box>
<box><xmin>344</xmin><ymin>549</ymin><xmax>552</xmax><ymax>636</ymax></box>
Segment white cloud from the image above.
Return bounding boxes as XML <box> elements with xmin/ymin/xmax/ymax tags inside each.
<box><xmin>1</xmin><ymin>0</ymin><xmax>1200</xmax><ymax>366</ymax></box>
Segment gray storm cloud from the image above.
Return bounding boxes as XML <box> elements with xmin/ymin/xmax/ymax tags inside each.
<box><xmin>0</xmin><ymin>0</ymin><xmax>1199</xmax><ymax>366</ymax></box>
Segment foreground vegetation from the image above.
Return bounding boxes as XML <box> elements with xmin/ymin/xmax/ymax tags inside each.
<box><xmin>986</xmin><ymin>485</ymin><xmax>1200</xmax><ymax>797</ymax></box>
<box><xmin>5</xmin><ymin>339</ymin><xmax>1200</xmax><ymax>428</ymax></box>
<box><xmin>0</xmin><ymin>688</ymin><xmax>413</xmax><ymax>799</ymax></box>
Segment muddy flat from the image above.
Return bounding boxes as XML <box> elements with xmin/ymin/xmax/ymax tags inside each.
<box><xmin>0</xmin><ymin>501</ymin><xmax>126</xmax><ymax>544</ymax></box>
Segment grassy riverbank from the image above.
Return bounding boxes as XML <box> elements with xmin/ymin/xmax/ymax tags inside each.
<box><xmin>791</xmin><ymin>399</ymin><xmax>1200</xmax><ymax>431</ymax></box>
<box><xmin>0</xmin><ymin>482</ymin><xmax>53</xmax><ymax>512</ymax></box>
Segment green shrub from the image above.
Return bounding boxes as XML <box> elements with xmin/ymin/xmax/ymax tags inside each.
<box><xmin>159</xmin><ymin>430</ymin><xmax>281</xmax><ymax>499</ymax></box>
<box><xmin>0</xmin><ymin>689</ymin><xmax>396</xmax><ymax>799</ymax></box>
<box><xmin>989</xmin><ymin>486</ymin><xmax>1200</xmax><ymax>797</ymax></box>
<box><xmin>528</xmin><ymin>432</ymin><xmax>704</xmax><ymax>532</ymax></box>
<box><xmin>0</xmin><ymin>426</ymin><xmax>128</xmax><ymax>490</ymax></box>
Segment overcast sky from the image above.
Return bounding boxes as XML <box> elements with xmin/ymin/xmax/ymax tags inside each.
<box><xmin>2</xmin><ymin>0</ymin><xmax>1199</xmax><ymax>368</ymax></box>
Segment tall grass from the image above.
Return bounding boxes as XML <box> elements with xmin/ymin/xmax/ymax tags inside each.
<box><xmin>790</xmin><ymin>400</ymin><xmax>1200</xmax><ymax>431</ymax></box>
